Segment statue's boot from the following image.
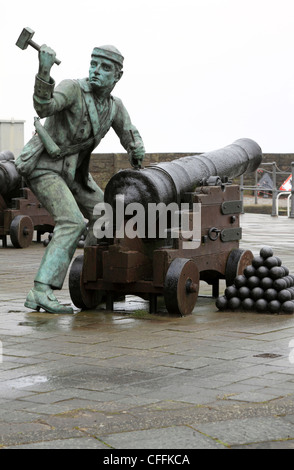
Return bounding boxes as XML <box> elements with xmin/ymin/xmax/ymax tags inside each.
<box><xmin>25</xmin><ymin>286</ymin><xmax>73</xmax><ymax>314</ymax></box>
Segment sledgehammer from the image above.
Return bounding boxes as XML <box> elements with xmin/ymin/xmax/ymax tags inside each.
<box><xmin>16</xmin><ymin>27</ymin><xmax>61</xmax><ymax>65</ymax></box>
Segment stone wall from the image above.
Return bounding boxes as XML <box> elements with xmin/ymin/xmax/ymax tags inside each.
<box><xmin>89</xmin><ymin>152</ymin><xmax>294</xmax><ymax>191</ymax></box>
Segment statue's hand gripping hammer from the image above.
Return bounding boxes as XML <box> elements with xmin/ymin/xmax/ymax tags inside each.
<box><xmin>16</xmin><ymin>27</ymin><xmax>61</xmax><ymax>65</ymax></box>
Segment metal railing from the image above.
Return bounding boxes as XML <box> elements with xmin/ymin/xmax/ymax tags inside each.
<box><xmin>240</xmin><ymin>161</ymin><xmax>294</xmax><ymax>217</ymax></box>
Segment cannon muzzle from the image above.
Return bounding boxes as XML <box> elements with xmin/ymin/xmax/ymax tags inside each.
<box><xmin>0</xmin><ymin>150</ymin><xmax>15</xmax><ymax>162</ymax></box>
<box><xmin>0</xmin><ymin>155</ymin><xmax>22</xmax><ymax>195</ymax></box>
<box><xmin>104</xmin><ymin>138</ymin><xmax>262</xmax><ymax>210</ymax></box>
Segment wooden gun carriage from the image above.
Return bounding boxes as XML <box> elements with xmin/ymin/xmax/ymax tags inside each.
<box><xmin>0</xmin><ymin>151</ymin><xmax>54</xmax><ymax>247</ymax></box>
<box><xmin>69</xmin><ymin>139</ymin><xmax>262</xmax><ymax>316</ymax></box>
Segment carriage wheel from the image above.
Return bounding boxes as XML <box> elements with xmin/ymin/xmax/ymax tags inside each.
<box><xmin>10</xmin><ymin>215</ymin><xmax>34</xmax><ymax>248</ymax></box>
<box><xmin>69</xmin><ymin>254</ymin><xmax>104</xmax><ymax>310</ymax></box>
<box><xmin>225</xmin><ymin>248</ymin><xmax>253</xmax><ymax>286</ymax></box>
<box><xmin>164</xmin><ymin>258</ymin><xmax>199</xmax><ymax>316</ymax></box>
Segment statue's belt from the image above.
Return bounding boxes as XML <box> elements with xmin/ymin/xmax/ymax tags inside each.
<box><xmin>34</xmin><ymin>116</ymin><xmax>95</xmax><ymax>159</ymax></box>
<box><xmin>59</xmin><ymin>137</ymin><xmax>95</xmax><ymax>158</ymax></box>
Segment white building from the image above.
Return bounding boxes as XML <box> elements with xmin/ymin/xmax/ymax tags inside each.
<box><xmin>0</xmin><ymin>119</ymin><xmax>25</xmax><ymax>158</ymax></box>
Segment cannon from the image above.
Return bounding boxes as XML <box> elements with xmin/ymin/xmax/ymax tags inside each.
<box><xmin>0</xmin><ymin>151</ymin><xmax>54</xmax><ymax>247</ymax></box>
<box><xmin>69</xmin><ymin>138</ymin><xmax>262</xmax><ymax>316</ymax></box>
<box><xmin>0</xmin><ymin>151</ymin><xmax>21</xmax><ymax>195</ymax></box>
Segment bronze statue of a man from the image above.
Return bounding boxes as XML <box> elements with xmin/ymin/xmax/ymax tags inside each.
<box><xmin>16</xmin><ymin>44</ymin><xmax>145</xmax><ymax>314</ymax></box>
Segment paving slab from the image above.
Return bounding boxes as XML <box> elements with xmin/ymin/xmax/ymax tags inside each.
<box><xmin>0</xmin><ymin>213</ymin><xmax>294</xmax><ymax>449</ymax></box>
<box><xmin>99</xmin><ymin>425</ymin><xmax>226</xmax><ymax>449</ymax></box>
<box><xmin>193</xmin><ymin>416</ymin><xmax>294</xmax><ymax>447</ymax></box>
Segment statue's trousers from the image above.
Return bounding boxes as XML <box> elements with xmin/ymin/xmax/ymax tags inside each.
<box><xmin>28</xmin><ymin>172</ymin><xmax>103</xmax><ymax>289</ymax></box>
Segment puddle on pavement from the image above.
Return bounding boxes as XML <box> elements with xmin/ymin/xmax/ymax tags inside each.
<box><xmin>7</xmin><ymin>375</ymin><xmax>48</xmax><ymax>389</ymax></box>
<box><xmin>15</xmin><ymin>295</ymin><xmax>194</xmax><ymax>333</ymax></box>
<box><xmin>18</xmin><ymin>320</ymin><xmax>49</xmax><ymax>327</ymax></box>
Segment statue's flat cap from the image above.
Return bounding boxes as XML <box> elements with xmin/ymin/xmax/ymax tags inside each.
<box><xmin>91</xmin><ymin>45</ymin><xmax>124</xmax><ymax>67</ymax></box>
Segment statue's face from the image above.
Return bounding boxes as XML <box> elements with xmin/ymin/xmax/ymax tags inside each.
<box><xmin>89</xmin><ymin>56</ymin><xmax>121</xmax><ymax>91</ymax></box>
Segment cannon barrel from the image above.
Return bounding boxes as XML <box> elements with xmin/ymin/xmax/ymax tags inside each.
<box><xmin>104</xmin><ymin>138</ymin><xmax>262</xmax><ymax>210</ymax></box>
<box><xmin>0</xmin><ymin>155</ymin><xmax>22</xmax><ymax>195</ymax></box>
<box><xmin>0</xmin><ymin>150</ymin><xmax>15</xmax><ymax>161</ymax></box>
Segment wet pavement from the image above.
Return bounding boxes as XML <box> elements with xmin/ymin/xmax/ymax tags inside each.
<box><xmin>1</xmin><ymin>213</ymin><xmax>294</xmax><ymax>449</ymax></box>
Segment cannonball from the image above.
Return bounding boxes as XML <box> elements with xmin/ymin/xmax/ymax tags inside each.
<box><xmin>275</xmin><ymin>256</ymin><xmax>282</xmax><ymax>266</ymax></box>
<box><xmin>251</xmin><ymin>287</ymin><xmax>264</xmax><ymax>300</ymax></box>
<box><xmin>242</xmin><ymin>298</ymin><xmax>255</xmax><ymax>311</ymax></box>
<box><xmin>256</xmin><ymin>266</ymin><xmax>269</xmax><ymax>279</ymax></box>
<box><xmin>244</xmin><ymin>265</ymin><xmax>256</xmax><ymax>278</ymax></box>
<box><xmin>289</xmin><ymin>287</ymin><xmax>294</xmax><ymax>299</ymax></box>
<box><xmin>216</xmin><ymin>296</ymin><xmax>228</xmax><ymax>311</ymax></box>
<box><xmin>264</xmin><ymin>288</ymin><xmax>278</xmax><ymax>302</ymax></box>
<box><xmin>260</xmin><ymin>246</ymin><xmax>274</xmax><ymax>259</ymax></box>
<box><xmin>264</xmin><ymin>256</ymin><xmax>279</xmax><ymax>269</ymax></box>
<box><xmin>260</xmin><ymin>277</ymin><xmax>273</xmax><ymax>290</ymax></box>
<box><xmin>234</xmin><ymin>275</ymin><xmax>247</xmax><ymax>288</ymax></box>
<box><xmin>269</xmin><ymin>266</ymin><xmax>284</xmax><ymax>280</ymax></box>
<box><xmin>255</xmin><ymin>298</ymin><xmax>268</xmax><ymax>312</ymax></box>
<box><xmin>279</xmin><ymin>266</ymin><xmax>286</xmax><ymax>277</ymax></box>
<box><xmin>285</xmin><ymin>275</ymin><xmax>293</xmax><ymax>286</ymax></box>
<box><xmin>247</xmin><ymin>276</ymin><xmax>260</xmax><ymax>289</ymax></box>
<box><xmin>48</xmin><ymin>232</ymin><xmax>53</xmax><ymax>240</ymax></box>
<box><xmin>281</xmin><ymin>265</ymin><xmax>289</xmax><ymax>276</ymax></box>
<box><xmin>277</xmin><ymin>289</ymin><xmax>292</xmax><ymax>303</ymax></box>
<box><xmin>281</xmin><ymin>301</ymin><xmax>294</xmax><ymax>314</ymax></box>
<box><xmin>238</xmin><ymin>286</ymin><xmax>250</xmax><ymax>300</ymax></box>
<box><xmin>225</xmin><ymin>285</ymin><xmax>238</xmax><ymax>299</ymax></box>
<box><xmin>283</xmin><ymin>276</ymin><xmax>291</xmax><ymax>287</ymax></box>
<box><xmin>228</xmin><ymin>297</ymin><xmax>241</xmax><ymax>310</ymax></box>
<box><xmin>252</xmin><ymin>256</ymin><xmax>264</xmax><ymax>269</ymax></box>
<box><xmin>43</xmin><ymin>238</ymin><xmax>50</xmax><ymax>247</ymax></box>
<box><xmin>273</xmin><ymin>278</ymin><xmax>287</xmax><ymax>291</ymax></box>
<box><xmin>268</xmin><ymin>300</ymin><xmax>281</xmax><ymax>313</ymax></box>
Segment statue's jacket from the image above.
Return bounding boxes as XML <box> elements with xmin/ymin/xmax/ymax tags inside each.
<box><xmin>16</xmin><ymin>76</ymin><xmax>143</xmax><ymax>191</ymax></box>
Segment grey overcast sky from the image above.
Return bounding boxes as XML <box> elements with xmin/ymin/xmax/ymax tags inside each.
<box><xmin>1</xmin><ymin>0</ymin><xmax>294</xmax><ymax>154</ymax></box>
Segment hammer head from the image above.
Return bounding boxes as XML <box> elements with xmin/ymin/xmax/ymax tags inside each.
<box><xmin>16</xmin><ymin>27</ymin><xmax>35</xmax><ymax>50</ymax></box>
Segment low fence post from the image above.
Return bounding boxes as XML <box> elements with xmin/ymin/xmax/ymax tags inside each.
<box><xmin>254</xmin><ymin>171</ymin><xmax>258</xmax><ymax>204</ymax></box>
<box><xmin>271</xmin><ymin>162</ymin><xmax>277</xmax><ymax>217</ymax></box>
<box><xmin>290</xmin><ymin>162</ymin><xmax>294</xmax><ymax>218</ymax></box>
<box><xmin>240</xmin><ymin>175</ymin><xmax>244</xmax><ymax>213</ymax></box>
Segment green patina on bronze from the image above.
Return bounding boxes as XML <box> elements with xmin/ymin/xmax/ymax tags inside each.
<box><xmin>15</xmin><ymin>42</ymin><xmax>145</xmax><ymax>314</ymax></box>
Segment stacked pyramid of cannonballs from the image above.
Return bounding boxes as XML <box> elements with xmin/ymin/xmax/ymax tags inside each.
<box><xmin>216</xmin><ymin>246</ymin><xmax>294</xmax><ymax>314</ymax></box>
